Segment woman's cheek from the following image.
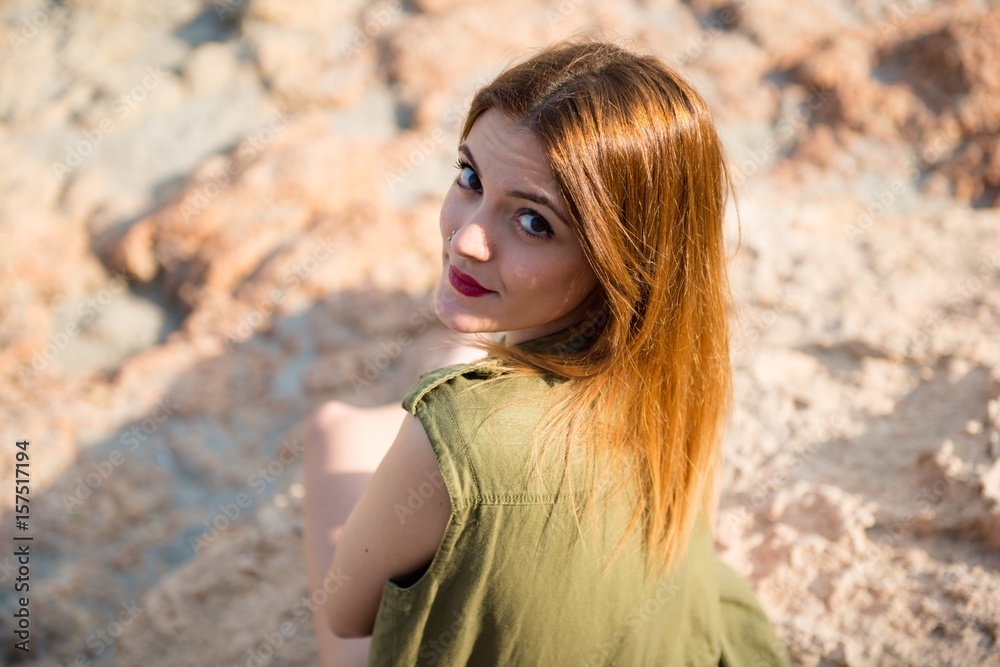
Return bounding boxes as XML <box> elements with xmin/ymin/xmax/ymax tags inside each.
<box><xmin>439</xmin><ymin>188</ymin><xmax>462</xmax><ymax>234</ymax></box>
<box><xmin>504</xmin><ymin>255</ymin><xmax>547</xmax><ymax>295</ymax></box>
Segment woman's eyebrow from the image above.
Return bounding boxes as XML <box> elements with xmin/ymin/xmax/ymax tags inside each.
<box><xmin>506</xmin><ymin>188</ymin><xmax>566</xmax><ymax>224</ymax></box>
<box><xmin>458</xmin><ymin>144</ymin><xmax>568</xmax><ymax>225</ymax></box>
<box><xmin>458</xmin><ymin>144</ymin><xmax>479</xmax><ymax>173</ymax></box>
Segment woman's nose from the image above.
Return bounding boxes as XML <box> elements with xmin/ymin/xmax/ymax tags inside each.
<box><xmin>450</xmin><ymin>216</ymin><xmax>492</xmax><ymax>262</ymax></box>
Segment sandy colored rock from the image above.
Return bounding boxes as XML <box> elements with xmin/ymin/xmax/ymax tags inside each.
<box><xmin>735</xmin><ymin>0</ymin><xmax>855</xmax><ymax>69</ymax></box>
<box><xmin>113</xmin><ymin>501</ymin><xmax>320</xmax><ymax>667</ymax></box>
<box><xmin>789</xmin><ymin>8</ymin><xmax>1000</xmax><ymax>206</ymax></box>
<box><xmin>246</xmin><ymin>25</ymin><xmax>378</xmax><ymax>109</ymax></box>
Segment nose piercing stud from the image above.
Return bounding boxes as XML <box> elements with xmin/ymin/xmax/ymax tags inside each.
<box><xmin>447</xmin><ymin>230</ymin><xmax>456</xmax><ymax>242</ymax></box>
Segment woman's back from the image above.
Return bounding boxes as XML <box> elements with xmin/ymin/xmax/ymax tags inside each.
<box><xmin>368</xmin><ymin>363</ymin><xmax>780</xmax><ymax>666</ymax></box>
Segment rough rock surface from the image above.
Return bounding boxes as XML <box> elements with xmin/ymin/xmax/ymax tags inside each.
<box><xmin>1</xmin><ymin>0</ymin><xmax>998</xmax><ymax>665</ymax></box>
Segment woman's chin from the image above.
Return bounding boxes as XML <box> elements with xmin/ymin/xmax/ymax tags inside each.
<box><xmin>435</xmin><ymin>311</ymin><xmax>486</xmax><ymax>335</ymax></box>
<box><xmin>434</xmin><ymin>298</ymin><xmax>492</xmax><ymax>335</ymax></box>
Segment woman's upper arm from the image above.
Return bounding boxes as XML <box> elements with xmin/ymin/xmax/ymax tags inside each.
<box><xmin>325</xmin><ymin>412</ymin><xmax>452</xmax><ymax>638</ymax></box>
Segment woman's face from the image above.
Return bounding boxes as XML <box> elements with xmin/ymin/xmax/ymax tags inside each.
<box><xmin>435</xmin><ymin>109</ymin><xmax>601</xmax><ymax>346</ymax></box>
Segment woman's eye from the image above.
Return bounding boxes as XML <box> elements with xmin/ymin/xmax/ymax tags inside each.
<box><xmin>515</xmin><ymin>211</ymin><xmax>553</xmax><ymax>239</ymax></box>
<box><xmin>455</xmin><ymin>162</ymin><xmax>481</xmax><ymax>191</ymax></box>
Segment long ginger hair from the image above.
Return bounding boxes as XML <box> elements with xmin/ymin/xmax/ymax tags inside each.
<box><xmin>463</xmin><ymin>41</ymin><xmax>734</xmax><ymax>576</ymax></box>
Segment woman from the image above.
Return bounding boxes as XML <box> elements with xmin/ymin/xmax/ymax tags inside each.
<box><xmin>303</xmin><ymin>40</ymin><xmax>787</xmax><ymax>666</ymax></box>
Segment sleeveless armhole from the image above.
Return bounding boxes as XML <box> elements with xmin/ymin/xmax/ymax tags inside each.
<box><xmin>377</xmin><ymin>363</ymin><xmax>489</xmax><ymax>611</ymax></box>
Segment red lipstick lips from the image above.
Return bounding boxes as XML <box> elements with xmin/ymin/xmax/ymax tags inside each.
<box><xmin>449</xmin><ymin>265</ymin><xmax>493</xmax><ymax>297</ymax></box>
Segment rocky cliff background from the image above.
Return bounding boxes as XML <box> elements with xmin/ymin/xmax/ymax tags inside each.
<box><xmin>1</xmin><ymin>0</ymin><xmax>999</xmax><ymax>665</ymax></box>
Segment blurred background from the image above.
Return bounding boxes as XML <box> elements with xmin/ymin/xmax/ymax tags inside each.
<box><xmin>1</xmin><ymin>0</ymin><xmax>999</xmax><ymax>664</ymax></box>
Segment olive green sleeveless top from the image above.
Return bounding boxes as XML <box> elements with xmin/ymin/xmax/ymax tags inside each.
<box><xmin>368</xmin><ymin>362</ymin><xmax>787</xmax><ymax>666</ymax></box>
